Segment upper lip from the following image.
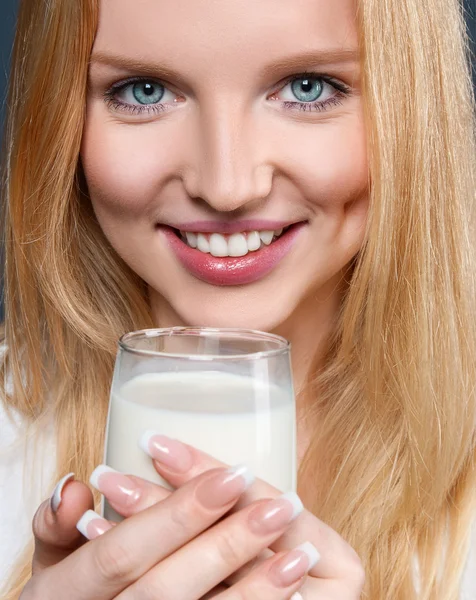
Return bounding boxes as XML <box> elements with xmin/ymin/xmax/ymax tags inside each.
<box><xmin>161</xmin><ymin>219</ymin><xmax>305</xmax><ymax>234</ymax></box>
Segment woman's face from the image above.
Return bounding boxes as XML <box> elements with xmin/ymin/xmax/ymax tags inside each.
<box><xmin>82</xmin><ymin>0</ymin><xmax>368</xmax><ymax>331</ymax></box>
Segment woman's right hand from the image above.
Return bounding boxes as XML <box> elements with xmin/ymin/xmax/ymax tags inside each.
<box><xmin>22</xmin><ymin>466</ymin><xmax>312</xmax><ymax>599</ymax></box>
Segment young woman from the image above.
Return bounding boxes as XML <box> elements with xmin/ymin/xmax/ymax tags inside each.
<box><xmin>1</xmin><ymin>0</ymin><xmax>475</xmax><ymax>598</ymax></box>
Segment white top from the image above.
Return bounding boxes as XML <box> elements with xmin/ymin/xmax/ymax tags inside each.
<box><xmin>0</xmin><ymin>401</ymin><xmax>56</xmax><ymax>584</ymax></box>
<box><xmin>0</xmin><ymin>402</ymin><xmax>475</xmax><ymax>596</ymax></box>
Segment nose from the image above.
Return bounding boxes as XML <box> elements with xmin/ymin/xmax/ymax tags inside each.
<box><xmin>183</xmin><ymin>105</ymin><xmax>273</xmax><ymax>212</ymax></box>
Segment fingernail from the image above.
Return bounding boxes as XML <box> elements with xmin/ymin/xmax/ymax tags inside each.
<box><xmin>76</xmin><ymin>510</ymin><xmax>113</xmax><ymax>540</ymax></box>
<box><xmin>248</xmin><ymin>491</ymin><xmax>303</xmax><ymax>535</ymax></box>
<box><xmin>196</xmin><ymin>464</ymin><xmax>255</xmax><ymax>509</ymax></box>
<box><xmin>269</xmin><ymin>542</ymin><xmax>320</xmax><ymax>587</ymax></box>
<box><xmin>50</xmin><ymin>473</ymin><xmax>75</xmax><ymax>514</ymax></box>
<box><xmin>89</xmin><ymin>465</ymin><xmax>140</xmax><ymax>507</ymax></box>
<box><xmin>291</xmin><ymin>594</ymin><xmax>304</xmax><ymax>600</ymax></box>
<box><xmin>139</xmin><ymin>430</ymin><xmax>193</xmax><ymax>473</ymax></box>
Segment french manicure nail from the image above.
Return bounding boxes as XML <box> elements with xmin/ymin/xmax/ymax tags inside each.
<box><xmin>139</xmin><ymin>430</ymin><xmax>193</xmax><ymax>473</ymax></box>
<box><xmin>248</xmin><ymin>491</ymin><xmax>303</xmax><ymax>535</ymax></box>
<box><xmin>196</xmin><ymin>464</ymin><xmax>255</xmax><ymax>509</ymax></box>
<box><xmin>296</xmin><ymin>542</ymin><xmax>320</xmax><ymax>569</ymax></box>
<box><xmin>50</xmin><ymin>473</ymin><xmax>75</xmax><ymax>514</ymax></box>
<box><xmin>89</xmin><ymin>465</ymin><xmax>140</xmax><ymax>507</ymax></box>
<box><xmin>291</xmin><ymin>593</ymin><xmax>304</xmax><ymax>600</ymax></box>
<box><xmin>76</xmin><ymin>510</ymin><xmax>113</xmax><ymax>540</ymax></box>
<box><xmin>269</xmin><ymin>541</ymin><xmax>320</xmax><ymax>587</ymax></box>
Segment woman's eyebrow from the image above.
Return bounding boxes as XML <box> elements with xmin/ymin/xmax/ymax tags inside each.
<box><xmin>89</xmin><ymin>51</ymin><xmax>183</xmax><ymax>80</ymax></box>
<box><xmin>261</xmin><ymin>48</ymin><xmax>360</xmax><ymax>73</ymax></box>
<box><xmin>89</xmin><ymin>48</ymin><xmax>360</xmax><ymax>77</ymax></box>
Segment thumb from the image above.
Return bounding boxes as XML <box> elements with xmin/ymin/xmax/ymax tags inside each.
<box><xmin>32</xmin><ymin>474</ymin><xmax>94</xmax><ymax>573</ymax></box>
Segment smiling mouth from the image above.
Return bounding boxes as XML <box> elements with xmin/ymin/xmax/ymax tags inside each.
<box><xmin>161</xmin><ymin>221</ymin><xmax>307</xmax><ymax>286</ymax></box>
<box><xmin>170</xmin><ymin>226</ymin><xmax>291</xmax><ymax>258</ymax></box>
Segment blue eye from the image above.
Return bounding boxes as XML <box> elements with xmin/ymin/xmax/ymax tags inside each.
<box><xmin>104</xmin><ymin>78</ymin><xmax>178</xmax><ymax>114</ymax></box>
<box><xmin>272</xmin><ymin>73</ymin><xmax>351</xmax><ymax>112</ymax></box>
<box><xmin>131</xmin><ymin>82</ymin><xmax>165</xmax><ymax>105</ymax></box>
<box><xmin>290</xmin><ymin>77</ymin><xmax>323</xmax><ymax>103</ymax></box>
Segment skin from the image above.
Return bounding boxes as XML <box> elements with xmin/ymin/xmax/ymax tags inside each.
<box><xmin>23</xmin><ymin>0</ymin><xmax>368</xmax><ymax>597</ymax></box>
<box><xmin>26</xmin><ymin>448</ymin><xmax>365</xmax><ymax>599</ymax></box>
<box><xmin>81</xmin><ymin>0</ymin><xmax>369</xmax><ymax>398</ymax></box>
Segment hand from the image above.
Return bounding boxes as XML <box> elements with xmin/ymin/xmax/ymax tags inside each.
<box><xmin>21</xmin><ymin>466</ymin><xmax>313</xmax><ymax>599</ymax></box>
<box><xmin>86</xmin><ymin>433</ymin><xmax>365</xmax><ymax>598</ymax></box>
<box><xmin>30</xmin><ymin>474</ymin><xmax>93</xmax><ymax>574</ymax></box>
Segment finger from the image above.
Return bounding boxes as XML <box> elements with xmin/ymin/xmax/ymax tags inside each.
<box><xmin>117</xmin><ymin>492</ymin><xmax>304</xmax><ymax>600</ymax></box>
<box><xmin>50</xmin><ymin>466</ymin><xmax>253</xmax><ymax>599</ymax></box>
<box><xmin>89</xmin><ymin>465</ymin><xmax>172</xmax><ymax>518</ymax></box>
<box><xmin>140</xmin><ymin>431</ymin><xmax>276</xmax><ymax>512</ymax></box>
<box><xmin>224</xmin><ymin>549</ymin><xmax>273</xmax><ymax>586</ymax></box>
<box><xmin>270</xmin><ymin>510</ymin><xmax>365</xmax><ymax>584</ymax></box>
<box><xmin>141</xmin><ymin>433</ymin><xmax>362</xmax><ymax>581</ymax></box>
<box><xmin>141</xmin><ymin>430</ymin><xmax>231</xmax><ymax>486</ymax></box>
<box><xmin>86</xmin><ymin>461</ymin><xmax>249</xmax><ymax>595</ymax></box>
<box><xmin>32</xmin><ymin>474</ymin><xmax>94</xmax><ymax>573</ymax></box>
<box><xmin>215</xmin><ymin>542</ymin><xmax>320</xmax><ymax>600</ymax></box>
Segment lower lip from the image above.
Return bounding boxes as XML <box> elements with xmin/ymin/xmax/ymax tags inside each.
<box><xmin>161</xmin><ymin>224</ymin><xmax>305</xmax><ymax>286</ymax></box>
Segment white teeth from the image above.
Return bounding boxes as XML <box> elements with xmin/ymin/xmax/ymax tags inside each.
<box><xmin>181</xmin><ymin>227</ymin><xmax>288</xmax><ymax>255</ymax></box>
<box><xmin>185</xmin><ymin>232</ymin><xmax>198</xmax><ymax>248</ymax></box>
<box><xmin>209</xmin><ymin>233</ymin><xmax>229</xmax><ymax>257</ymax></box>
<box><xmin>197</xmin><ymin>233</ymin><xmax>210</xmax><ymax>253</ymax></box>
<box><xmin>228</xmin><ymin>233</ymin><xmax>249</xmax><ymax>257</ymax></box>
<box><xmin>260</xmin><ymin>230</ymin><xmax>274</xmax><ymax>245</ymax></box>
<box><xmin>247</xmin><ymin>231</ymin><xmax>261</xmax><ymax>252</ymax></box>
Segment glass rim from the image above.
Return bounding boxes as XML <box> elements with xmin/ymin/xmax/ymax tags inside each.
<box><xmin>118</xmin><ymin>327</ymin><xmax>290</xmax><ymax>361</ymax></box>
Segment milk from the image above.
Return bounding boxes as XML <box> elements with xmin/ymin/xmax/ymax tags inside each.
<box><xmin>104</xmin><ymin>371</ymin><xmax>295</xmax><ymax>519</ymax></box>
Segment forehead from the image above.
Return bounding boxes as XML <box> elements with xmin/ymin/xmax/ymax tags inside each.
<box><xmin>94</xmin><ymin>0</ymin><xmax>359</xmax><ymax>70</ymax></box>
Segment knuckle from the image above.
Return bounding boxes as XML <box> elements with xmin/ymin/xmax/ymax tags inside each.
<box><xmin>168</xmin><ymin>499</ymin><xmax>196</xmax><ymax>536</ymax></box>
<box><xmin>93</xmin><ymin>540</ymin><xmax>134</xmax><ymax>583</ymax></box>
<box><xmin>133</xmin><ymin>574</ymin><xmax>171</xmax><ymax>600</ymax></box>
<box><xmin>346</xmin><ymin>548</ymin><xmax>366</xmax><ymax>589</ymax></box>
<box><xmin>213</xmin><ymin>529</ymin><xmax>244</xmax><ymax>567</ymax></box>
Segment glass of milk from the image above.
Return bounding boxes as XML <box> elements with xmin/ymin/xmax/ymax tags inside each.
<box><xmin>104</xmin><ymin>327</ymin><xmax>295</xmax><ymax>518</ymax></box>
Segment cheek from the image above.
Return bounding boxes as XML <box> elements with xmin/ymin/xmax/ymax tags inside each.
<box><xmin>282</xmin><ymin>114</ymin><xmax>368</xmax><ymax>209</ymax></box>
<box><xmin>80</xmin><ymin>109</ymin><xmax>174</xmax><ymax>218</ymax></box>
<box><xmin>81</xmin><ymin>105</ymin><xmax>368</xmax><ymax>228</ymax></box>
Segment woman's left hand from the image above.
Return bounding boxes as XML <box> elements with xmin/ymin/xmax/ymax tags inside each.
<box><xmin>89</xmin><ymin>433</ymin><xmax>365</xmax><ymax>599</ymax></box>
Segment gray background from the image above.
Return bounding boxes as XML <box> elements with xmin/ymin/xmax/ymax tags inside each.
<box><xmin>0</xmin><ymin>0</ymin><xmax>475</xmax><ymax>321</ymax></box>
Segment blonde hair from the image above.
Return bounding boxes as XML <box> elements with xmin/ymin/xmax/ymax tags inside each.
<box><xmin>2</xmin><ymin>0</ymin><xmax>475</xmax><ymax>597</ymax></box>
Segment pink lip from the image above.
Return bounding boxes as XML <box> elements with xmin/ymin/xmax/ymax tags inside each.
<box><xmin>161</xmin><ymin>223</ymin><xmax>306</xmax><ymax>286</ymax></box>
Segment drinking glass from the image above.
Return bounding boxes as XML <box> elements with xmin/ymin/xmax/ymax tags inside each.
<box><xmin>104</xmin><ymin>327</ymin><xmax>296</xmax><ymax>519</ymax></box>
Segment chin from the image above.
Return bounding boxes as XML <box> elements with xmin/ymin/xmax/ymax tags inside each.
<box><xmin>155</xmin><ymin>286</ymin><xmax>297</xmax><ymax>333</ymax></box>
